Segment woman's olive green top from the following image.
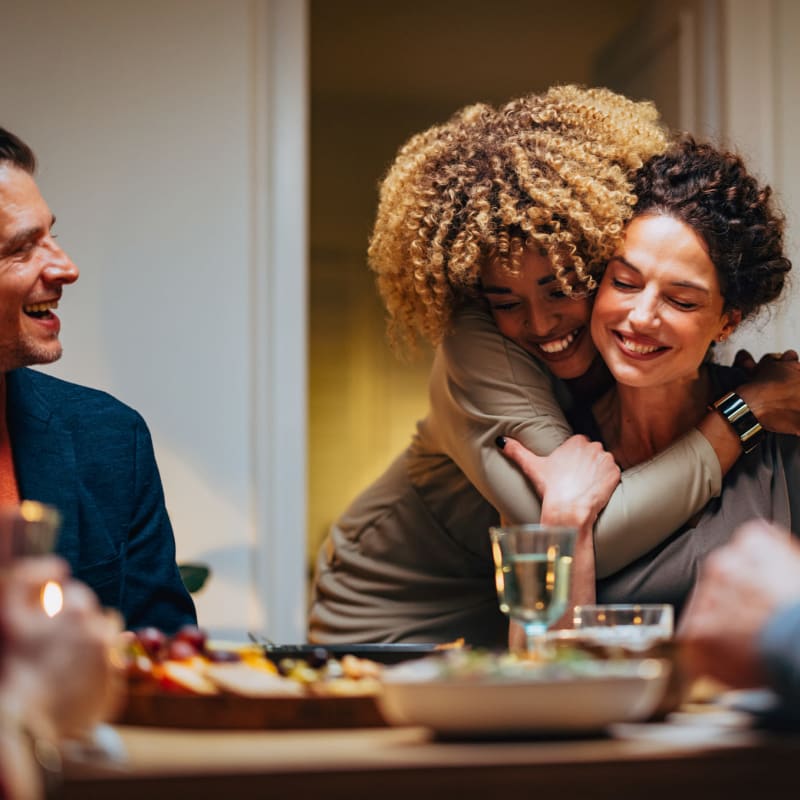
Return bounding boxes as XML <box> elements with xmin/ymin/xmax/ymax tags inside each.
<box><xmin>309</xmin><ymin>306</ymin><xmax>721</xmax><ymax>647</ymax></box>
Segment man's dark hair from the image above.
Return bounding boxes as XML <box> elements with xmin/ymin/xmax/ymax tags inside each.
<box><xmin>0</xmin><ymin>127</ymin><xmax>36</xmax><ymax>173</ymax></box>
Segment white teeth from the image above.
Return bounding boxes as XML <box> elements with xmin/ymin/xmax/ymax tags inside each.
<box><xmin>24</xmin><ymin>301</ymin><xmax>58</xmax><ymax>313</ymax></box>
<box><xmin>538</xmin><ymin>330</ymin><xmax>577</xmax><ymax>354</ymax></box>
<box><xmin>619</xmin><ymin>335</ymin><xmax>661</xmax><ymax>355</ymax></box>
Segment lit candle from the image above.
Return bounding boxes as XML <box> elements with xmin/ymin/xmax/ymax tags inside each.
<box><xmin>41</xmin><ymin>580</ymin><xmax>63</xmax><ymax>617</ymax></box>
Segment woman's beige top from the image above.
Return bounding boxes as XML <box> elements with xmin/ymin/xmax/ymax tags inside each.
<box><xmin>309</xmin><ymin>306</ymin><xmax>721</xmax><ymax>646</ymax></box>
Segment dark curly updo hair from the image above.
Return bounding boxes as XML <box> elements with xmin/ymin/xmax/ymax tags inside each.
<box><xmin>632</xmin><ymin>137</ymin><xmax>791</xmax><ymax>320</ymax></box>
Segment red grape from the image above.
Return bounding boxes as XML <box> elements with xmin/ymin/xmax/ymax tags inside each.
<box><xmin>173</xmin><ymin>624</ymin><xmax>207</xmax><ymax>653</ymax></box>
<box><xmin>166</xmin><ymin>638</ymin><xmax>197</xmax><ymax>661</ymax></box>
<box><xmin>136</xmin><ymin>627</ymin><xmax>167</xmax><ymax>660</ymax></box>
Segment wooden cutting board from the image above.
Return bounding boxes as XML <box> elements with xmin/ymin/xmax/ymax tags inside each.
<box><xmin>116</xmin><ymin>687</ymin><xmax>388</xmax><ymax>730</ymax></box>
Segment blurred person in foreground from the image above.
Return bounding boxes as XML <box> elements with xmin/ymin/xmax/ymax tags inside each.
<box><xmin>0</xmin><ymin>127</ymin><xmax>194</xmax><ymax>632</ymax></box>
<box><xmin>680</xmin><ymin>518</ymin><xmax>800</xmax><ymax>716</ymax></box>
<box><xmin>0</xmin><ymin>556</ymin><xmax>122</xmax><ymax>799</ymax></box>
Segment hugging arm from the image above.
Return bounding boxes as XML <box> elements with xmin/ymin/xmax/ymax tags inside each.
<box><xmin>499</xmin><ymin>353</ymin><xmax>800</xmax><ymax>577</ymax></box>
<box><xmin>433</xmin><ymin>309</ymin><xmax>719</xmax><ymax>574</ymax></box>
<box><xmin>433</xmin><ymin>309</ymin><xmax>800</xmax><ymax>578</ymax></box>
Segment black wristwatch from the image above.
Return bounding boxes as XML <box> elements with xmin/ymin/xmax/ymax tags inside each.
<box><xmin>711</xmin><ymin>391</ymin><xmax>765</xmax><ymax>454</ymax></box>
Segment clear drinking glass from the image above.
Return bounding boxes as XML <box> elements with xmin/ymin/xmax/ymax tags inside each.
<box><xmin>490</xmin><ymin>524</ymin><xmax>576</xmax><ymax>653</ymax></box>
<box><xmin>572</xmin><ymin>604</ymin><xmax>674</xmax><ymax>652</ymax></box>
<box><xmin>0</xmin><ymin>501</ymin><xmax>63</xmax><ymax>616</ymax></box>
<box><xmin>0</xmin><ymin>500</ymin><xmax>61</xmax><ymax>564</ymax></box>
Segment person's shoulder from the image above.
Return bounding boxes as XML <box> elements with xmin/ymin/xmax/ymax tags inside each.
<box><xmin>441</xmin><ymin>304</ymin><xmax>549</xmax><ymax>387</ymax></box>
<box><xmin>445</xmin><ymin>304</ymin><xmax>504</xmax><ymax>351</ymax></box>
<box><xmin>11</xmin><ymin>368</ymin><xmax>146</xmax><ymax>426</ymax></box>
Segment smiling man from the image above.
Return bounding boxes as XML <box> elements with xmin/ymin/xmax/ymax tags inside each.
<box><xmin>0</xmin><ymin>127</ymin><xmax>195</xmax><ymax>632</ymax></box>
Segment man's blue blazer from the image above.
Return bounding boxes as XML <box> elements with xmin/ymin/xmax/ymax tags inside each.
<box><xmin>7</xmin><ymin>367</ymin><xmax>196</xmax><ymax>633</ymax></box>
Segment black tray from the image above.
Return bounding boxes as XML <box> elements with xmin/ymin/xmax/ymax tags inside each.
<box><xmin>260</xmin><ymin>642</ymin><xmax>442</xmax><ymax>665</ymax></box>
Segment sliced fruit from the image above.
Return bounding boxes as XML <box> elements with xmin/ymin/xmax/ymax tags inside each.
<box><xmin>157</xmin><ymin>659</ymin><xmax>219</xmax><ymax>695</ymax></box>
<box><xmin>205</xmin><ymin>663</ymin><xmax>304</xmax><ymax>697</ymax></box>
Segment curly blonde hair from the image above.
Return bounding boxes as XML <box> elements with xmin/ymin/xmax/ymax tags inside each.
<box><xmin>368</xmin><ymin>85</ymin><xmax>669</xmax><ymax>354</ymax></box>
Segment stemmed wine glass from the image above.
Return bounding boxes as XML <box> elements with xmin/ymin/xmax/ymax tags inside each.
<box><xmin>490</xmin><ymin>524</ymin><xmax>576</xmax><ymax>654</ymax></box>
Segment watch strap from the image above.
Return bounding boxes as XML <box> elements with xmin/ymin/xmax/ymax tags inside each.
<box><xmin>711</xmin><ymin>391</ymin><xmax>765</xmax><ymax>454</ymax></box>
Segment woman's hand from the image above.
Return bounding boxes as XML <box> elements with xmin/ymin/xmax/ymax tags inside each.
<box><xmin>734</xmin><ymin>349</ymin><xmax>800</xmax><ymax>435</ymax></box>
<box><xmin>497</xmin><ymin>434</ymin><xmax>620</xmax><ymax>530</ymax></box>
<box><xmin>497</xmin><ymin>434</ymin><xmax>619</xmax><ymax>622</ymax></box>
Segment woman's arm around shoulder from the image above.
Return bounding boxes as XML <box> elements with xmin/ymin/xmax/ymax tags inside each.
<box><xmin>428</xmin><ymin>305</ymin><xmax>572</xmax><ymax>523</ymax></box>
<box><xmin>431</xmin><ymin>307</ymin><xmax>720</xmax><ymax>571</ymax></box>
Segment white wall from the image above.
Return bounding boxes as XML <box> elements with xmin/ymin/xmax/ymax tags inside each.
<box><xmin>596</xmin><ymin>0</ymin><xmax>800</xmax><ymax>360</ymax></box>
<box><xmin>0</xmin><ymin>0</ymin><xmax>308</xmax><ymax>641</ymax></box>
<box><xmin>722</xmin><ymin>0</ymin><xmax>800</xmax><ymax>355</ymax></box>
<box><xmin>774</xmin><ymin>0</ymin><xmax>800</xmax><ymax>349</ymax></box>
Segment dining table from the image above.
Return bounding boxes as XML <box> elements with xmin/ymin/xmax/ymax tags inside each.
<box><xmin>63</xmin><ymin>705</ymin><xmax>798</xmax><ymax>800</ymax></box>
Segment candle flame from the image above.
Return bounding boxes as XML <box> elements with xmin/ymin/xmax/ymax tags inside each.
<box><xmin>42</xmin><ymin>581</ymin><xmax>63</xmax><ymax>618</ymax></box>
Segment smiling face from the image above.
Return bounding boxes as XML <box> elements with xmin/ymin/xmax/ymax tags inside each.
<box><xmin>0</xmin><ymin>164</ymin><xmax>79</xmax><ymax>372</ymax></box>
<box><xmin>590</xmin><ymin>214</ymin><xmax>739</xmax><ymax>390</ymax></box>
<box><xmin>480</xmin><ymin>248</ymin><xmax>596</xmax><ymax>380</ymax></box>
